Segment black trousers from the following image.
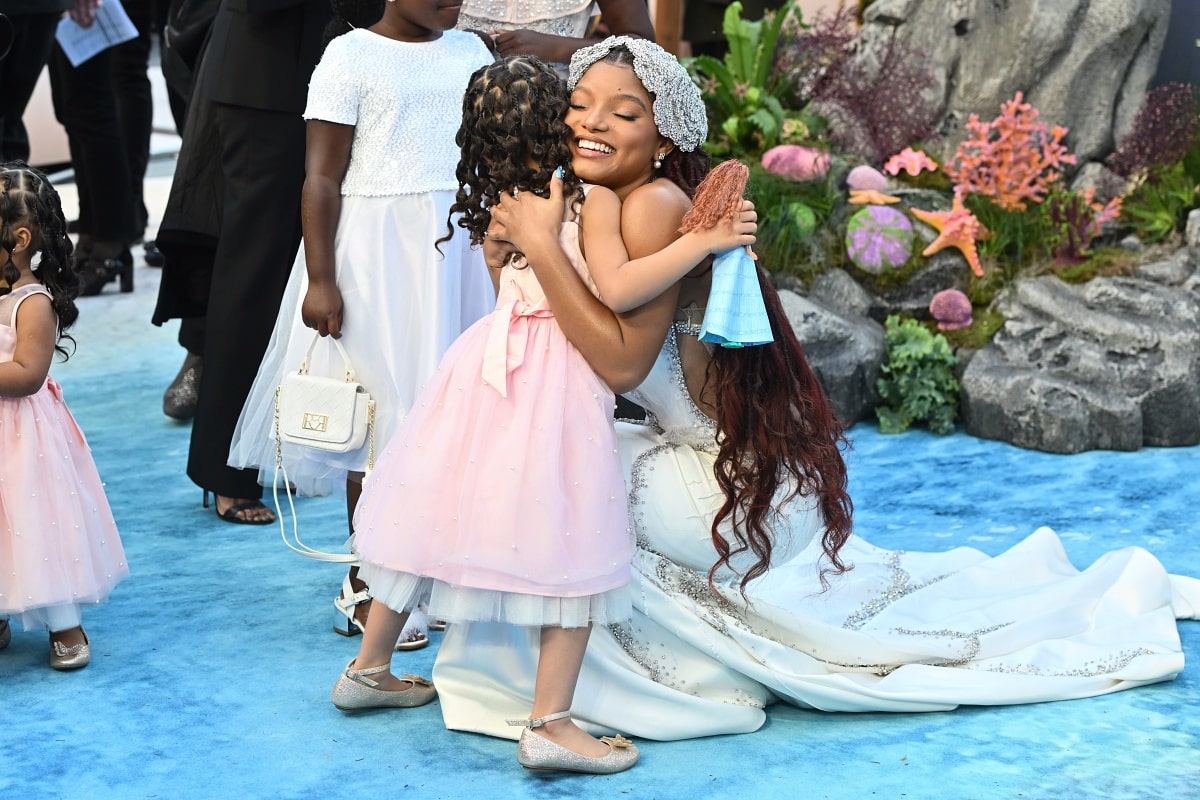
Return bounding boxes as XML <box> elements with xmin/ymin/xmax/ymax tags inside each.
<box><xmin>185</xmin><ymin>99</ymin><xmax>305</xmax><ymax>499</ymax></box>
<box><xmin>0</xmin><ymin>12</ymin><xmax>60</xmax><ymax>162</ymax></box>
<box><xmin>49</xmin><ymin>44</ymin><xmax>138</xmax><ymax>245</ymax></box>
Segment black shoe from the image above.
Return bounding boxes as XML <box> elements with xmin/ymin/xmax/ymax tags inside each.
<box><xmin>163</xmin><ymin>352</ymin><xmax>202</xmax><ymax>420</ymax></box>
<box><xmin>143</xmin><ymin>240</ymin><xmax>165</xmax><ymax>267</ymax></box>
<box><xmin>76</xmin><ymin>250</ymin><xmax>133</xmax><ymax>296</ymax></box>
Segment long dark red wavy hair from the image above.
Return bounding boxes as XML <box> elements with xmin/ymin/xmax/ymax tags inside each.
<box><xmin>706</xmin><ymin>267</ymin><xmax>853</xmax><ymax>593</ymax></box>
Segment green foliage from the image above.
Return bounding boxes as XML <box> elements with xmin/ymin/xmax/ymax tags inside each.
<box><xmin>686</xmin><ymin>1</ymin><xmax>804</xmax><ymax>158</ymax></box>
<box><xmin>1120</xmin><ymin>162</ymin><xmax>1199</xmax><ymax>242</ymax></box>
<box><xmin>964</xmin><ymin>194</ymin><xmax>1051</xmax><ymax>280</ymax></box>
<box><xmin>875</xmin><ymin>316</ymin><xmax>960</xmax><ymax>435</ymax></box>
<box><xmin>940</xmin><ymin>308</ymin><xmax>1005</xmax><ymax>350</ymax></box>
<box><xmin>745</xmin><ymin>161</ymin><xmax>843</xmax><ymax>278</ymax></box>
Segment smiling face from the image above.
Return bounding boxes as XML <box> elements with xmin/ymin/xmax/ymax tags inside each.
<box><xmin>566</xmin><ymin>61</ymin><xmax>674</xmax><ymax>201</ymax></box>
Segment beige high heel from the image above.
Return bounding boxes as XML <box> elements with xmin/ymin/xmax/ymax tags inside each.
<box><xmin>507</xmin><ymin>710</ymin><xmax>639</xmax><ymax>774</ymax></box>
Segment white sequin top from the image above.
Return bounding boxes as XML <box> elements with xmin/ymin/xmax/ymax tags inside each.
<box><xmin>303</xmin><ymin>29</ymin><xmax>493</xmax><ymax>198</ymax></box>
<box><xmin>458</xmin><ymin>0</ymin><xmax>594</xmax><ymax>30</ymax></box>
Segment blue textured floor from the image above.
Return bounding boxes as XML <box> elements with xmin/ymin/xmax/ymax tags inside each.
<box><xmin>1</xmin><ymin>186</ymin><xmax>1197</xmax><ymax>800</ymax></box>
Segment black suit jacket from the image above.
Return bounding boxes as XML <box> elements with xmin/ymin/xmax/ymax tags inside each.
<box><xmin>197</xmin><ymin>0</ymin><xmax>331</xmax><ymax>113</ymax></box>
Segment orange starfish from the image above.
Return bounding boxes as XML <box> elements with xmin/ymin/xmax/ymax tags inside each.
<box><xmin>910</xmin><ymin>195</ymin><xmax>989</xmax><ymax>277</ymax></box>
<box><xmin>848</xmin><ymin>189</ymin><xmax>900</xmax><ymax>205</ymax></box>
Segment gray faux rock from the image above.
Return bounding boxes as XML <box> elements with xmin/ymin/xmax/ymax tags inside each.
<box><xmin>859</xmin><ymin>0</ymin><xmax>1171</xmax><ymax>166</ymax></box>
<box><xmin>808</xmin><ymin>267</ymin><xmax>875</xmax><ymax>318</ymax></box>
<box><xmin>873</xmin><ymin>251</ymin><xmax>968</xmax><ymax>321</ymax></box>
<box><xmin>1187</xmin><ymin>208</ymin><xmax>1200</xmax><ymax>267</ymax></box>
<box><xmin>779</xmin><ymin>290</ymin><xmax>885</xmax><ymax>425</ymax></box>
<box><xmin>961</xmin><ymin>273</ymin><xmax>1200</xmax><ymax>452</ymax></box>
<box><xmin>1134</xmin><ymin>250</ymin><xmax>1194</xmax><ymax>285</ymax></box>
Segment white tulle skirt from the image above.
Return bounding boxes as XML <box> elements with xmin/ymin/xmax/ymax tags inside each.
<box><xmin>228</xmin><ymin>192</ymin><xmax>494</xmax><ymax>495</ymax></box>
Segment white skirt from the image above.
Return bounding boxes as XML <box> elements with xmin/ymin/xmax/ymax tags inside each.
<box><xmin>228</xmin><ymin>191</ymin><xmax>494</xmax><ymax>495</ymax></box>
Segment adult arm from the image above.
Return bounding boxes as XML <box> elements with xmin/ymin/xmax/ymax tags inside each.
<box><xmin>491</xmin><ymin>180</ymin><xmax>691</xmax><ymax>393</ymax></box>
<box><xmin>299</xmin><ymin>120</ymin><xmax>353</xmax><ymax>338</ymax></box>
<box><xmin>489</xmin><ymin>0</ymin><xmax>655</xmax><ymax>64</ymax></box>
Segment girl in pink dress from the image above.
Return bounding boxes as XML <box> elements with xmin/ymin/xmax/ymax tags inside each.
<box><xmin>331</xmin><ymin>56</ymin><xmax>754</xmax><ymax>773</ymax></box>
<box><xmin>0</xmin><ymin>163</ymin><xmax>128</xmax><ymax>671</ymax></box>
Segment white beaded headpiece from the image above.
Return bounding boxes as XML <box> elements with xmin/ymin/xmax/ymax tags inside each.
<box><xmin>567</xmin><ymin>36</ymin><xmax>708</xmax><ymax>153</ymax></box>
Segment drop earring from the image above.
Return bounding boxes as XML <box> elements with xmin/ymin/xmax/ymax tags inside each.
<box><xmin>653</xmin><ymin>152</ymin><xmax>666</xmax><ymax>169</ymax></box>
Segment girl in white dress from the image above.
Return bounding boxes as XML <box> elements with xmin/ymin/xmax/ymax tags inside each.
<box><xmin>228</xmin><ymin>0</ymin><xmax>496</xmax><ymax>645</ymax></box>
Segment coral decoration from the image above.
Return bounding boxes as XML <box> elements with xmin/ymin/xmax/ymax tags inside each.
<box><xmin>847</xmin><ymin>164</ymin><xmax>888</xmax><ymax>191</ymax></box>
<box><xmin>761</xmin><ymin>145</ymin><xmax>831</xmax><ymax>182</ymax></box>
<box><xmin>1045</xmin><ymin>187</ymin><xmax>1124</xmax><ymax>262</ymax></box>
<box><xmin>945</xmin><ymin>92</ymin><xmax>1076</xmax><ymax>211</ymax></box>
<box><xmin>845</xmin><ymin>205</ymin><xmax>914</xmax><ymax>274</ymax></box>
<box><xmin>848</xmin><ymin>189</ymin><xmax>900</xmax><ymax>205</ymax></box>
<box><xmin>883</xmin><ymin>147</ymin><xmax>939</xmax><ymax>177</ymax></box>
<box><xmin>929</xmin><ymin>289</ymin><xmax>973</xmax><ymax>330</ymax></box>
<box><xmin>911</xmin><ymin>195</ymin><xmax>989</xmax><ymax>277</ymax></box>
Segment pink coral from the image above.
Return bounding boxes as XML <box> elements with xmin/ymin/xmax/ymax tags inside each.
<box><xmin>883</xmin><ymin>147</ymin><xmax>939</xmax><ymax>177</ymax></box>
<box><xmin>945</xmin><ymin>92</ymin><xmax>1076</xmax><ymax>211</ymax></box>
<box><xmin>761</xmin><ymin>145</ymin><xmax>831</xmax><ymax>182</ymax></box>
<box><xmin>847</xmin><ymin>164</ymin><xmax>888</xmax><ymax>191</ymax></box>
<box><xmin>930</xmin><ymin>289</ymin><xmax>973</xmax><ymax>330</ymax></box>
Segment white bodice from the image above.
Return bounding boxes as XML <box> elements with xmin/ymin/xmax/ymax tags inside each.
<box><xmin>303</xmin><ymin>29</ymin><xmax>492</xmax><ymax>198</ymax></box>
<box><xmin>623</xmin><ymin>324</ymin><xmax>719</xmax><ymax>454</ymax></box>
<box><xmin>458</xmin><ymin>0</ymin><xmax>594</xmax><ymax>29</ymax></box>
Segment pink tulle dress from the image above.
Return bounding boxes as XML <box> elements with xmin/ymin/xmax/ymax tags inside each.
<box><xmin>0</xmin><ymin>285</ymin><xmax>128</xmax><ymax>631</ymax></box>
<box><xmin>354</xmin><ymin>197</ymin><xmax>633</xmax><ymax>628</ymax></box>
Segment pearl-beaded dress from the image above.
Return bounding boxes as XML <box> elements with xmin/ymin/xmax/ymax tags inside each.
<box><xmin>0</xmin><ymin>285</ymin><xmax>128</xmax><ymax>631</ymax></box>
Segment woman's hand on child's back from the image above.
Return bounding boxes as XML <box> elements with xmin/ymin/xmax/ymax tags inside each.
<box><xmin>490</xmin><ymin>173</ymin><xmax>566</xmax><ymax>257</ymax></box>
<box><xmin>302</xmin><ymin>280</ymin><xmax>345</xmax><ymax>338</ymax></box>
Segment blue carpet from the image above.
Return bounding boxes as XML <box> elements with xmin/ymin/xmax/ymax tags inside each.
<box><xmin>1</xmin><ymin>263</ymin><xmax>1196</xmax><ymax>800</ymax></box>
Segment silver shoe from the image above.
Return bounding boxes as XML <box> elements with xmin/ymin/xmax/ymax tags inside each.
<box><xmin>49</xmin><ymin>629</ymin><xmax>90</xmax><ymax>670</ymax></box>
<box><xmin>0</xmin><ymin>618</ymin><xmax>10</xmax><ymax>650</ymax></box>
<box><xmin>330</xmin><ymin>660</ymin><xmax>436</xmax><ymax>711</ymax></box>
<box><xmin>508</xmin><ymin>710</ymin><xmax>639</xmax><ymax>774</ymax></box>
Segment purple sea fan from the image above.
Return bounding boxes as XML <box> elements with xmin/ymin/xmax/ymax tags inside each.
<box><xmin>930</xmin><ymin>289</ymin><xmax>973</xmax><ymax>330</ymax></box>
<box><xmin>845</xmin><ymin>205</ymin><xmax>913</xmax><ymax>274</ymax></box>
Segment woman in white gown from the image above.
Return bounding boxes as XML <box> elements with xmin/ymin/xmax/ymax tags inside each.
<box><xmin>430</xmin><ymin>37</ymin><xmax>1200</xmax><ymax>743</ymax></box>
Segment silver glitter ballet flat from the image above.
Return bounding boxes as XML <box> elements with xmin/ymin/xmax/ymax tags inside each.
<box><xmin>507</xmin><ymin>710</ymin><xmax>639</xmax><ymax>774</ymax></box>
<box><xmin>330</xmin><ymin>660</ymin><xmax>436</xmax><ymax>712</ymax></box>
<box><xmin>49</xmin><ymin>629</ymin><xmax>90</xmax><ymax>671</ymax></box>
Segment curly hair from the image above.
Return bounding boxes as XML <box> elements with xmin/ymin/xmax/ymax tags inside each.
<box><xmin>0</xmin><ymin>162</ymin><xmax>79</xmax><ymax>359</ymax></box>
<box><xmin>706</xmin><ymin>266</ymin><xmax>853</xmax><ymax>593</ymax></box>
<box><xmin>442</xmin><ymin>55</ymin><xmax>584</xmax><ymax>250</ymax></box>
<box><xmin>322</xmin><ymin>0</ymin><xmax>385</xmax><ymax>50</ymax></box>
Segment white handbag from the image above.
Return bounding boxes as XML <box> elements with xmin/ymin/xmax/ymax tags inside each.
<box><xmin>272</xmin><ymin>333</ymin><xmax>374</xmax><ymax>563</ymax></box>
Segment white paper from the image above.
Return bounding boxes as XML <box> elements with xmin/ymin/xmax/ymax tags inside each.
<box><xmin>55</xmin><ymin>0</ymin><xmax>139</xmax><ymax>68</ymax></box>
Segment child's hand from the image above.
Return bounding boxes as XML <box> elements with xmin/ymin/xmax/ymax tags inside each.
<box><xmin>302</xmin><ymin>280</ymin><xmax>344</xmax><ymax>338</ymax></box>
<box><xmin>490</xmin><ymin>172</ymin><xmax>565</xmax><ymax>255</ymax></box>
<box><xmin>482</xmin><ymin>221</ymin><xmax>519</xmax><ymax>270</ymax></box>
<box><xmin>698</xmin><ymin>199</ymin><xmax>757</xmax><ymax>256</ymax></box>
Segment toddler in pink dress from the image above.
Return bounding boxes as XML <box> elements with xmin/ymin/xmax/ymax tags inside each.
<box><xmin>0</xmin><ymin>163</ymin><xmax>128</xmax><ymax>671</ymax></box>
